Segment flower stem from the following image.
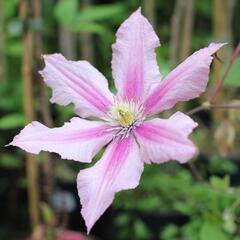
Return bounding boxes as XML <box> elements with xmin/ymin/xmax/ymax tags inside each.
<box><xmin>187</xmin><ymin>102</ymin><xmax>240</xmax><ymax>115</ymax></box>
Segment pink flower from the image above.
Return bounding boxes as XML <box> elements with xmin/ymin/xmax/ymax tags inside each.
<box><xmin>10</xmin><ymin>8</ymin><xmax>224</xmax><ymax>233</ymax></box>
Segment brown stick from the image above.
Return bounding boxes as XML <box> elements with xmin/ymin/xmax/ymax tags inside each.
<box><xmin>59</xmin><ymin>26</ymin><xmax>77</xmax><ymax>60</ymax></box>
<box><xmin>33</xmin><ymin>0</ymin><xmax>54</xmax><ymax>205</ymax></box>
<box><xmin>80</xmin><ymin>0</ymin><xmax>94</xmax><ymax>63</ymax></box>
<box><xmin>187</xmin><ymin>105</ymin><xmax>206</xmax><ymax>116</ymax></box>
<box><xmin>169</xmin><ymin>0</ymin><xmax>184</xmax><ymax>67</ymax></box>
<box><xmin>0</xmin><ymin>0</ymin><xmax>6</xmax><ymax>82</ymax></box>
<box><xmin>143</xmin><ymin>0</ymin><xmax>156</xmax><ymax>29</ymax></box>
<box><xmin>188</xmin><ymin>161</ymin><xmax>205</xmax><ymax>182</ymax></box>
<box><xmin>20</xmin><ymin>0</ymin><xmax>40</xmax><ymax>230</ymax></box>
<box><xmin>187</xmin><ymin>102</ymin><xmax>240</xmax><ymax>116</ymax></box>
<box><xmin>180</xmin><ymin>0</ymin><xmax>194</xmax><ymax>61</ymax></box>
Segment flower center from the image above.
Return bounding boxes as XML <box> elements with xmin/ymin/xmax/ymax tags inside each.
<box><xmin>104</xmin><ymin>100</ymin><xmax>145</xmax><ymax>138</ymax></box>
<box><xmin>114</xmin><ymin>103</ymin><xmax>135</xmax><ymax>127</ymax></box>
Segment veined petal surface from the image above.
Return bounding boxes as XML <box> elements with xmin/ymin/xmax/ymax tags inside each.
<box><xmin>144</xmin><ymin>43</ymin><xmax>225</xmax><ymax>116</ymax></box>
<box><xmin>40</xmin><ymin>54</ymin><xmax>114</xmax><ymax>118</ymax></box>
<box><xmin>9</xmin><ymin>118</ymin><xmax>113</xmax><ymax>162</ymax></box>
<box><xmin>77</xmin><ymin>136</ymin><xmax>143</xmax><ymax>233</ymax></box>
<box><xmin>134</xmin><ymin>112</ymin><xmax>198</xmax><ymax>164</ymax></box>
<box><xmin>111</xmin><ymin>8</ymin><xmax>162</xmax><ymax>102</ymax></box>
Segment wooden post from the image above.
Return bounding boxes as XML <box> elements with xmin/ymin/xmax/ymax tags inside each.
<box><xmin>0</xmin><ymin>0</ymin><xmax>6</xmax><ymax>82</ymax></box>
<box><xmin>143</xmin><ymin>0</ymin><xmax>156</xmax><ymax>29</ymax></box>
<box><xmin>169</xmin><ymin>0</ymin><xmax>184</xmax><ymax>67</ymax></box>
<box><xmin>33</xmin><ymin>0</ymin><xmax>54</xmax><ymax>205</ymax></box>
<box><xmin>80</xmin><ymin>0</ymin><xmax>94</xmax><ymax>63</ymax></box>
<box><xmin>180</xmin><ymin>0</ymin><xmax>194</xmax><ymax>61</ymax></box>
<box><xmin>20</xmin><ymin>0</ymin><xmax>40</xmax><ymax>230</ymax></box>
<box><xmin>212</xmin><ymin>0</ymin><xmax>236</xmax><ymax>118</ymax></box>
<box><xmin>59</xmin><ymin>27</ymin><xmax>77</xmax><ymax>60</ymax></box>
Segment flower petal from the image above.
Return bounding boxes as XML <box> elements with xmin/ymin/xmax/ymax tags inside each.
<box><xmin>134</xmin><ymin>112</ymin><xmax>198</xmax><ymax>164</ymax></box>
<box><xmin>77</xmin><ymin>136</ymin><xmax>143</xmax><ymax>233</ymax></box>
<box><xmin>9</xmin><ymin>118</ymin><xmax>113</xmax><ymax>162</ymax></box>
<box><xmin>40</xmin><ymin>54</ymin><xmax>114</xmax><ymax>118</ymax></box>
<box><xmin>144</xmin><ymin>43</ymin><xmax>226</xmax><ymax>116</ymax></box>
<box><xmin>111</xmin><ymin>8</ymin><xmax>162</xmax><ymax>102</ymax></box>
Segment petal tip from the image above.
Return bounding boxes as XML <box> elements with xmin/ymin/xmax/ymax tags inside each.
<box><xmin>136</xmin><ymin>6</ymin><xmax>142</xmax><ymax>13</ymax></box>
<box><xmin>208</xmin><ymin>42</ymin><xmax>227</xmax><ymax>53</ymax></box>
<box><xmin>5</xmin><ymin>143</ymin><xmax>11</xmax><ymax>147</ymax></box>
<box><xmin>85</xmin><ymin>222</ymin><xmax>93</xmax><ymax>235</ymax></box>
<box><xmin>131</xmin><ymin>7</ymin><xmax>143</xmax><ymax>19</ymax></box>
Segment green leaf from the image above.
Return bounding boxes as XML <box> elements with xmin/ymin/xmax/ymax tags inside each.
<box><xmin>223</xmin><ymin>209</ymin><xmax>236</xmax><ymax>234</ymax></box>
<box><xmin>76</xmin><ymin>4</ymin><xmax>125</xmax><ymax>23</ymax></box>
<box><xmin>210</xmin><ymin>175</ymin><xmax>230</xmax><ymax>191</ymax></box>
<box><xmin>133</xmin><ymin>219</ymin><xmax>152</xmax><ymax>240</ymax></box>
<box><xmin>0</xmin><ymin>113</ymin><xmax>24</xmax><ymax>129</ymax></box>
<box><xmin>115</xmin><ymin>213</ymin><xmax>130</xmax><ymax>226</ymax></box>
<box><xmin>40</xmin><ymin>202</ymin><xmax>55</xmax><ymax>225</ymax></box>
<box><xmin>161</xmin><ymin>224</ymin><xmax>179</xmax><ymax>240</ymax></box>
<box><xmin>54</xmin><ymin>0</ymin><xmax>78</xmax><ymax>26</ymax></box>
<box><xmin>72</xmin><ymin>22</ymin><xmax>108</xmax><ymax>34</ymax></box>
<box><xmin>3</xmin><ymin>0</ymin><xmax>19</xmax><ymax>19</ymax></box>
<box><xmin>200</xmin><ymin>221</ymin><xmax>228</xmax><ymax>240</ymax></box>
<box><xmin>6</xmin><ymin>39</ymin><xmax>23</xmax><ymax>56</ymax></box>
<box><xmin>0</xmin><ymin>154</ymin><xmax>23</xmax><ymax>169</ymax></box>
<box><xmin>224</xmin><ymin>56</ymin><xmax>240</xmax><ymax>87</ymax></box>
<box><xmin>208</xmin><ymin>156</ymin><xmax>238</xmax><ymax>174</ymax></box>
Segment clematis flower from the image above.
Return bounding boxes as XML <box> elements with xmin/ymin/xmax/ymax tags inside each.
<box><xmin>9</xmin><ymin>8</ymin><xmax>224</xmax><ymax>233</ymax></box>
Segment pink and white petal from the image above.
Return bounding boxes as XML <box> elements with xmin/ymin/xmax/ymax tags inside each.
<box><xmin>77</xmin><ymin>136</ymin><xmax>143</xmax><ymax>233</ymax></box>
<box><xmin>9</xmin><ymin>118</ymin><xmax>113</xmax><ymax>162</ymax></box>
<box><xmin>144</xmin><ymin>43</ymin><xmax>226</xmax><ymax>116</ymax></box>
<box><xmin>134</xmin><ymin>112</ymin><xmax>198</xmax><ymax>164</ymax></box>
<box><xmin>40</xmin><ymin>54</ymin><xmax>114</xmax><ymax>118</ymax></box>
<box><xmin>111</xmin><ymin>8</ymin><xmax>162</xmax><ymax>102</ymax></box>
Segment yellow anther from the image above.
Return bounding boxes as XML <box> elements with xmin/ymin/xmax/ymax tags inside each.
<box><xmin>106</xmin><ymin>100</ymin><xmax>144</xmax><ymax>130</ymax></box>
<box><xmin>109</xmin><ymin>102</ymin><xmax>135</xmax><ymax>127</ymax></box>
<box><xmin>117</xmin><ymin>108</ymin><xmax>134</xmax><ymax>127</ymax></box>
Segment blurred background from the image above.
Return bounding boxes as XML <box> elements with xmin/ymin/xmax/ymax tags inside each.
<box><xmin>0</xmin><ymin>0</ymin><xmax>240</xmax><ymax>239</ymax></box>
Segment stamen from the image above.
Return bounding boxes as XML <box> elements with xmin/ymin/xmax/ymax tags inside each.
<box><xmin>104</xmin><ymin>99</ymin><xmax>145</xmax><ymax>138</ymax></box>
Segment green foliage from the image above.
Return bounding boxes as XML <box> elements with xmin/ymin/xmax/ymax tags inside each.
<box><xmin>0</xmin><ymin>113</ymin><xmax>24</xmax><ymax>129</ymax></box>
<box><xmin>115</xmin><ymin>213</ymin><xmax>152</xmax><ymax>240</ymax></box>
<box><xmin>200</xmin><ymin>221</ymin><xmax>228</xmax><ymax>240</ymax></box>
<box><xmin>54</xmin><ymin>0</ymin><xmax>78</xmax><ymax>26</ymax></box>
<box><xmin>133</xmin><ymin>219</ymin><xmax>153</xmax><ymax>240</ymax></box>
<box><xmin>223</xmin><ymin>208</ymin><xmax>237</xmax><ymax>234</ymax></box>
<box><xmin>210</xmin><ymin>175</ymin><xmax>230</xmax><ymax>191</ymax></box>
<box><xmin>114</xmin><ymin>160</ymin><xmax>240</xmax><ymax>240</ymax></box>
<box><xmin>208</xmin><ymin>156</ymin><xmax>238</xmax><ymax>174</ymax></box>
<box><xmin>75</xmin><ymin>4</ymin><xmax>125</xmax><ymax>22</ymax></box>
<box><xmin>3</xmin><ymin>0</ymin><xmax>19</xmax><ymax>19</ymax></box>
<box><xmin>195</xmin><ymin>0</ymin><xmax>212</xmax><ymax>16</ymax></box>
<box><xmin>161</xmin><ymin>224</ymin><xmax>178</xmax><ymax>240</ymax></box>
<box><xmin>224</xmin><ymin>56</ymin><xmax>240</xmax><ymax>87</ymax></box>
<box><xmin>40</xmin><ymin>202</ymin><xmax>55</xmax><ymax>225</ymax></box>
<box><xmin>54</xmin><ymin>2</ymin><xmax>125</xmax><ymax>34</ymax></box>
<box><xmin>0</xmin><ymin>154</ymin><xmax>23</xmax><ymax>169</ymax></box>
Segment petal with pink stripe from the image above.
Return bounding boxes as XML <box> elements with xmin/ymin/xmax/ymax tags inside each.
<box><xmin>40</xmin><ymin>54</ymin><xmax>114</xmax><ymax>118</ymax></box>
<box><xmin>9</xmin><ymin>118</ymin><xmax>113</xmax><ymax>162</ymax></box>
<box><xmin>77</xmin><ymin>136</ymin><xmax>143</xmax><ymax>233</ymax></box>
<box><xmin>111</xmin><ymin>8</ymin><xmax>162</xmax><ymax>102</ymax></box>
<box><xmin>134</xmin><ymin>112</ymin><xmax>198</xmax><ymax>164</ymax></box>
<box><xmin>144</xmin><ymin>43</ymin><xmax>225</xmax><ymax>116</ymax></box>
